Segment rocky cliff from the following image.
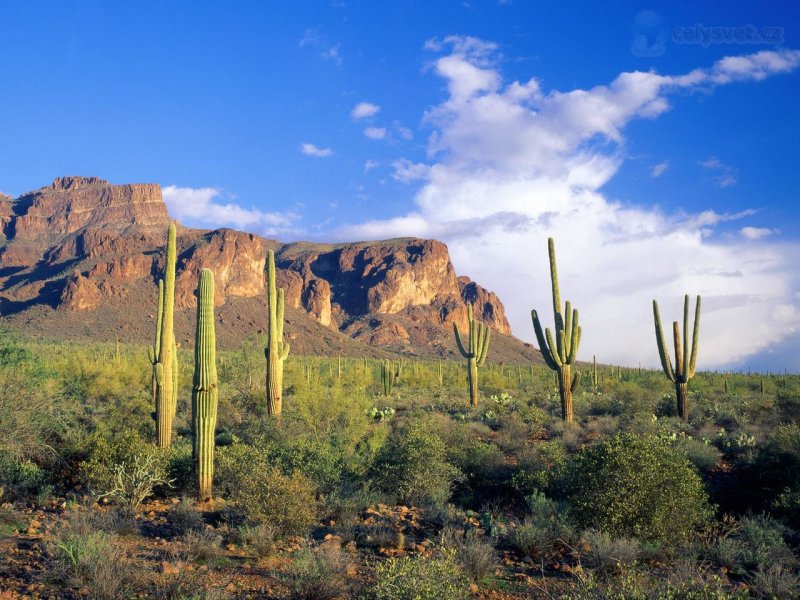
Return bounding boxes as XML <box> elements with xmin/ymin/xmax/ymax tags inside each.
<box><xmin>0</xmin><ymin>177</ymin><xmax>535</xmax><ymax>362</ymax></box>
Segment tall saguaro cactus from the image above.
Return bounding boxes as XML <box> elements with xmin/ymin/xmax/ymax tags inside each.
<box><xmin>531</xmin><ymin>238</ymin><xmax>582</xmax><ymax>422</ymax></box>
<box><xmin>265</xmin><ymin>250</ymin><xmax>290</xmax><ymax>416</ymax></box>
<box><xmin>154</xmin><ymin>223</ymin><xmax>177</xmax><ymax>447</ymax></box>
<box><xmin>192</xmin><ymin>269</ymin><xmax>218</xmax><ymax>501</ymax></box>
<box><xmin>381</xmin><ymin>359</ymin><xmax>403</xmax><ymax>396</ymax></box>
<box><xmin>453</xmin><ymin>304</ymin><xmax>491</xmax><ymax>407</ymax></box>
<box><xmin>653</xmin><ymin>294</ymin><xmax>701</xmax><ymax>421</ymax></box>
<box><xmin>148</xmin><ymin>279</ymin><xmax>164</xmax><ymax>409</ymax></box>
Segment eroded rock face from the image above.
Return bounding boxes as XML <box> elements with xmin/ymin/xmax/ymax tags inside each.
<box><xmin>60</xmin><ymin>272</ymin><xmax>102</xmax><ymax>311</ymax></box>
<box><xmin>7</xmin><ymin>177</ymin><xmax>168</xmax><ymax>241</ymax></box>
<box><xmin>174</xmin><ymin>229</ymin><xmax>269</xmax><ymax>308</ymax></box>
<box><xmin>0</xmin><ymin>176</ymin><xmax>514</xmax><ymax>346</ymax></box>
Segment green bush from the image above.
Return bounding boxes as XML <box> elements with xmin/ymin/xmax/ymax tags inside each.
<box><xmin>215</xmin><ymin>443</ymin><xmax>317</xmax><ymax>537</ymax></box>
<box><xmin>0</xmin><ymin>454</ymin><xmax>50</xmax><ymax>501</ymax></box>
<box><xmin>564</xmin><ymin>434</ymin><xmax>712</xmax><ymax>545</ymax></box>
<box><xmin>372</xmin><ymin>550</ymin><xmax>467</xmax><ymax>600</ymax></box>
<box><xmin>511</xmin><ymin>440</ymin><xmax>567</xmax><ymax>496</ymax></box>
<box><xmin>676</xmin><ymin>437</ymin><xmax>721</xmax><ymax>473</ymax></box>
<box><xmin>371</xmin><ymin>418</ymin><xmax>461</xmax><ymax>506</ymax></box>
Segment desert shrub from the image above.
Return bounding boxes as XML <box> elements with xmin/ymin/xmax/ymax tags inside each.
<box><xmin>0</xmin><ymin>506</ymin><xmax>25</xmax><ymax>536</ymax></box>
<box><xmin>511</xmin><ymin>440</ymin><xmax>567</xmax><ymax>496</ymax></box>
<box><xmin>82</xmin><ymin>430</ymin><xmax>171</xmax><ymax>503</ymax></box>
<box><xmin>283</xmin><ymin>542</ymin><xmax>352</xmax><ymax>600</ymax></box>
<box><xmin>710</xmin><ymin>514</ymin><xmax>796</xmax><ymax>574</ymax></box>
<box><xmin>564</xmin><ymin>434</ymin><xmax>712</xmax><ymax>545</ymax></box>
<box><xmin>0</xmin><ymin>454</ymin><xmax>50</xmax><ymax>501</ymax></box>
<box><xmin>238</xmin><ymin>523</ymin><xmax>275</xmax><ymax>558</ymax></box>
<box><xmin>371</xmin><ymin>418</ymin><xmax>461</xmax><ymax>506</ymax></box>
<box><xmin>169</xmin><ymin>499</ymin><xmax>205</xmax><ymax>533</ymax></box>
<box><xmin>581</xmin><ymin>529</ymin><xmax>640</xmax><ymax>573</ymax></box>
<box><xmin>46</xmin><ymin>528</ymin><xmax>131</xmax><ymax>599</ymax></box>
<box><xmin>268</xmin><ymin>438</ymin><xmax>344</xmax><ymax>494</ymax></box>
<box><xmin>215</xmin><ymin>443</ymin><xmax>317</xmax><ymax>537</ymax></box>
<box><xmin>775</xmin><ymin>391</ymin><xmax>800</xmax><ymax>422</ymax></box>
<box><xmin>440</xmin><ymin>526</ymin><xmax>496</xmax><ymax>582</ymax></box>
<box><xmin>372</xmin><ymin>550</ymin><xmax>467</xmax><ymax>600</ymax></box>
<box><xmin>93</xmin><ymin>452</ymin><xmax>173</xmax><ymax>510</ymax></box>
<box><xmin>180</xmin><ymin>529</ymin><xmax>224</xmax><ymax>563</ymax></box>
<box><xmin>165</xmin><ymin>441</ymin><xmax>195</xmax><ymax>497</ymax></box>
<box><xmin>510</xmin><ymin>492</ymin><xmax>572</xmax><ymax>560</ymax></box>
<box><xmin>676</xmin><ymin>437</ymin><xmax>721</xmax><ymax>473</ymax></box>
<box><xmin>749</xmin><ymin>564</ymin><xmax>799</xmax><ymax>599</ymax></box>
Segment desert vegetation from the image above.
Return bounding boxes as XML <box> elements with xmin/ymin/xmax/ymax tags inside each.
<box><xmin>1</xmin><ymin>230</ymin><xmax>799</xmax><ymax>599</ymax></box>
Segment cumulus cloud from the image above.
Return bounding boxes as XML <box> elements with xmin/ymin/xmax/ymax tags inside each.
<box><xmin>299</xmin><ymin>29</ymin><xmax>342</xmax><ymax>65</ymax></box>
<box><xmin>391</xmin><ymin>159</ymin><xmax>430</xmax><ymax>183</ymax></box>
<box><xmin>352</xmin><ymin>102</ymin><xmax>381</xmax><ymax>119</ymax></box>
<box><xmin>162</xmin><ymin>185</ymin><xmax>297</xmax><ymax>235</ymax></box>
<box><xmin>651</xmin><ymin>161</ymin><xmax>669</xmax><ymax>178</ymax></box>
<box><xmin>699</xmin><ymin>156</ymin><xmax>738</xmax><ymax>187</ymax></box>
<box><xmin>363</xmin><ymin>127</ymin><xmax>387</xmax><ymax>140</ymax></box>
<box><xmin>741</xmin><ymin>226</ymin><xmax>778</xmax><ymax>240</ymax></box>
<box><xmin>364</xmin><ymin>159</ymin><xmax>381</xmax><ymax>173</ymax></box>
<box><xmin>338</xmin><ymin>38</ymin><xmax>800</xmax><ymax>369</ymax></box>
<box><xmin>299</xmin><ymin>143</ymin><xmax>333</xmax><ymax>157</ymax></box>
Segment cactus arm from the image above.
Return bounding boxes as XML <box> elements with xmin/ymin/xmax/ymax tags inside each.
<box><xmin>688</xmin><ymin>295</ymin><xmax>701</xmax><ymax>379</ymax></box>
<box><xmin>682</xmin><ymin>295</ymin><xmax>689</xmax><ymax>379</ymax></box>
<box><xmin>277</xmin><ymin>287</ymin><xmax>285</xmax><ymax>341</ymax></box>
<box><xmin>546</xmin><ymin>328</ymin><xmax>563</xmax><ymax>367</ymax></box>
<box><xmin>653</xmin><ymin>300</ymin><xmax>676</xmax><ymax>382</ymax></box>
<box><xmin>563</xmin><ymin>300</ymin><xmax>573</xmax><ymax>358</ymax></box>
<box><xmin>531</xmin><ymin>310</ymin><xmax>559</xmax><ymax>370</ymax></box>
<box><xmin>567</xmin><ymin>308</ymin><xmax>580</xmax><ymax>364</ymax></box>
<box><xmin>571</xmin><ymin>370</ymin><xmax>580</xmax><ymax>394</ymax></box>
<box><xmin>453</xmin><ymin>322</ymin><xmax>471</xmax><ymax>358</ymax></box>
<box><xmin>547</xmin><ymin>237</ymin><xmax>563</xmax><ymax>330</ymax></box>
<box><xmin>672</xmin><ymin>321</ymin><xmax>684</xmax><ymax>381</ymax></box>
<box><xmin>279</xmin><ymin>342</ymin><xmax>290</xmax><ymax>361</ymax></box>
<box><xmin>477</xmin><ymin>326</ymin><xmax>490</xmax><ymax>366</ymax></box>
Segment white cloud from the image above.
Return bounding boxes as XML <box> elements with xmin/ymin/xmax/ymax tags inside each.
<box><xmin>741</xmin><ymin>226</ymin><xmax>778</xmax><ymax>240</ymax></box>
<box><xmin>352</xmin><ymin>102</ymin><xmax>381</xmax><ymax>119</ymax></box>
<box><xmin>391</xmin><ymin>159</ymin><xmax>430</xmax><ymax>183</ymax></box>
<box><xmin>162</xmin><ymin>185</ymin><xmax>297</xmax><ymax>235</ymax></box>
<box><xmin>299</xmin><ymin>143</ymin><xmax>333</xmax><ymax>157</ymax></box>
<box><xmin>337</xmin><ymin>38</ymin><xmax>800</xmax><ymax>370</ymax></box>
<box><xmin>651</xmin><ymin>161</ymin><xmax>669</xmax><ymax>178</ymax></box>
<box><xmin>699</xmin><ymin>156</ymin><xmax>738</xmax><ymax>187</ymax></box>
<box><xmin>363</xmin><ymin>127</ymin><xmax>387</xmax><ymax>140</ymax></box>
<box><xmin>395</xmin><ymin>124</ymin><xmax>414</xmax><ymax>140</ymax></box>
<box><xmin>364</xmin><ymin>159</ymin><xmax>380</xmax><ymax>173</ymax></box>
<box><xmin>299</xmin><ymin>29</ymin><xmax>342</xmax><ymax>65</ymax></box>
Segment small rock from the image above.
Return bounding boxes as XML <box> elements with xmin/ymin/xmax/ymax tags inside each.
<box><xmin>469</xmin><ymin>583</ymin><xmax>479</xmax><ymax>593</ymax></box>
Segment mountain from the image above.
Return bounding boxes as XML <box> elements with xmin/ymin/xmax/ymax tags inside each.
<box><xmin>0</xmin><ymin>177</ymin><xmax>541</xmax><ymax>363</ymax></box>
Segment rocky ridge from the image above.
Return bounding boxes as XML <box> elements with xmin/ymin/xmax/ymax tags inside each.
<box><xmin>0</xmin><ymin>177</ymin><xmax>537</xmax><ymax>362</ymax></box>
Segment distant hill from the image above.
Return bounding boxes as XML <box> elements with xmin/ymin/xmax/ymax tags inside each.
<box><xmin>0</xmin><ymin>176</ymin><xmax>542</xmax><ymax>364</ymax></box>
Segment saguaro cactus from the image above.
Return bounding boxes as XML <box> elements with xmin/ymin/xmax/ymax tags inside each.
<box><xmin>192</xmin><ymin>269</ymin><xmax>218</xmax><ymax>501</ymax></box>
<box><xmin>453</xmin><ymin>303</ymin><xmax>491</xmax><ymax>407</ymax></box>
<box><xmin>154</xmin><ymin>223</ymin><xmax>177</xmax><ymax>447</ymax></box>
<box><xmin>653</xmin><ymin>294</ymin><xmax>701</xmax><ymax>421</ymax></box>
<box><xmin>265</xmin><ymin>250</ymin><xmax>290</xmax><ymax>415</ymax></box>
<box><xmin>531</xmin><ymin>238</ymin><xmax>582</xmax><ymax>422</ymax></box>
<box><xmin>381</xmin><ymin>359</ymin><xmax>402</xmax><ymax>396</ymax></box>
<box><xmin>148</xmin><ymin>279</ymin><xmax>164</xmax><ymax>409</ymax></box>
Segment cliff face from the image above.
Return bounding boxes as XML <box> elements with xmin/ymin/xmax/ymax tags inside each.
<box><xmin>0</xmin><ymin>177</ymin><xmax>517</xmax><ymax>357</ymax></box>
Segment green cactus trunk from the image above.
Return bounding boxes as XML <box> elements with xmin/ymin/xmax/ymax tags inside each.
<box><xmin>559</xmin><ymin>365</ymin><xmax>574</xmax><ymax>422</ymax></box>
<box><xmin>454</xmin><ymin>304</ymin><xmax>491</xmax><ymax>407</ymax></box>
<box><xmin>192</xmin><ymin>269</ymin><xmax>218</xmax><ymax>501</ymax></box>
<box><xmin>675</xmin><ymin>381</ymin><xmax>688</xmax><ymax>419</ymax></box>
<box><xmin>531</xmin><ymin>238</ymin><xmax>582</xmax><ymax>423</ymax></box>
<box><xmin>653</xmin><ymin>294</ymin><xmax>701</xmax><ymax>422</ymax></box>
<box><xmin>466</xmin><ymin>357</ymin><xmax>478</xmax><ymax>407</ymax></box>
<box><xmin>265</xmin><ymin>250</ymin><xmax>290</xmax><ymax>416</ymax></box>
<box><xmin>155</xmin><ymin>223</ymin><xmax>177</xmax><ymax>448</ymax></box>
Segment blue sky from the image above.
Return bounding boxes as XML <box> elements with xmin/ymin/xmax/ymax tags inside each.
<box><xmin>2</xmin><ymin>1</ymin><xmax>799</xmax><ymax>370</ymax></box>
